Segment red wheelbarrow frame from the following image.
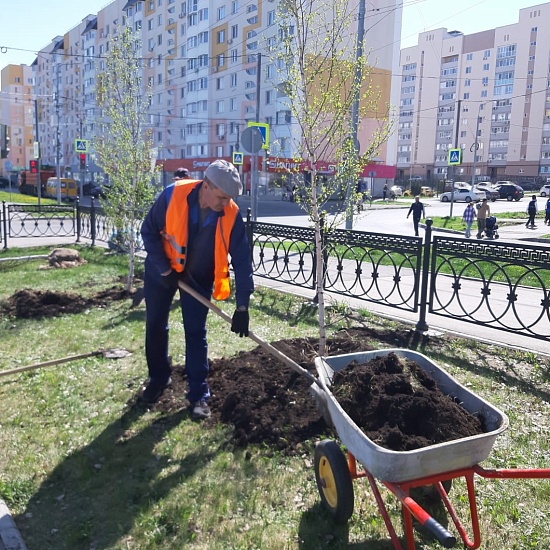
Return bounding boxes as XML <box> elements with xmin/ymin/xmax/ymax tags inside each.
<box><xmin>347</xmin><ymin>452</ymin><xmax>550</xmax><ymax>550</ymax></box>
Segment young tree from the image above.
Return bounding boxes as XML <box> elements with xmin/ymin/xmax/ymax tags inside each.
<box><xmin>94</xmin><ymin>26</ymin><xmax>158</xmax><ymax>291</ymax></box>
<box><xmin>273</xmin><ymin>0</ymin><xmax>394</xmax><ymax>354</ymax></box>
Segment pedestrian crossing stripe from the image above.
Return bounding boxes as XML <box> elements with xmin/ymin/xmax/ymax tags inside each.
<box><xmin>448</xmin><ymin>148</ymin><xmax>461</xmax><ymax>165</ymax></box>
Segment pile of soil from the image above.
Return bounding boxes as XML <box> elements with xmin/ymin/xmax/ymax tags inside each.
<box><xmin>330</xmin><ymin>352</ymin><xmax>484</xmax><ymax>451</ymax></box>
<box><xmin>0</xmin><ymin>287</ymin><xmax>130</xmax><ymax>318</ymax></box>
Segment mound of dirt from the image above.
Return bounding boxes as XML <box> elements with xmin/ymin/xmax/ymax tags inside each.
<box><xmin>1</xmin><ymin>287</ymin><xmax>129</xmax><ymax>318</ymax></box>
<box><xmin>330</xmin><ymin>352</ymin><xmax>484</xmax><ymax>451</ymax></box>
<box><xmin>151</xmin><ymin>328</ymin><xmax>485</xmax><ymax>456</ymax></box>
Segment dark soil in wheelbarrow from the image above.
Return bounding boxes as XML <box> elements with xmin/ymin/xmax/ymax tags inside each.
<box><xmin>152</xmin><ymin>329</ymin><xmax>484</xmax><ymax>455</ymax></box>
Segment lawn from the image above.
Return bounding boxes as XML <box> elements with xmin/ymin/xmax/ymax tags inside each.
<box><xmin>1</xmin><ymin>244</ymin><xmax>550</xmax><ymax>549</ymax></box>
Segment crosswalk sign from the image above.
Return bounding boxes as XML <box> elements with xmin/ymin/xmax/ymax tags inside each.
<box><xmin>448</xmin><ymin>148</ymin><xmax>461</xmax><ymax>165</ymax></box>
<box><xmin>74</xmin><ymin>139</ymin><xmax>89</xmax><ymax>153</ymax></box>
<box><xmin>232</xmin><ymin>152</ymin><xmax>244</xmax><ymax>165</ymax></box>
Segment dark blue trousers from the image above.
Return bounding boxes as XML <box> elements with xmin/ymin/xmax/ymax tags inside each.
<box><xmin>143</xmin><ymin>263</ymin><xmax>210</xmax><ymax>403</ymax></box>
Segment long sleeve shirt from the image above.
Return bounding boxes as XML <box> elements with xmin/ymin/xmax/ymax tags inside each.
<box><xmin>407</xmin><ymin>201</ymin><xmax>425</xmax><ymax>219</ymax></box>
<box><xmin>462</xmin><ymin>205</ymin><xmax>476</xmax><ymax>224</ymax></box>
<box><xmin>141</xmin><ymin>182</ymin><xmax>254</xmax><ymax>308</ymax></box>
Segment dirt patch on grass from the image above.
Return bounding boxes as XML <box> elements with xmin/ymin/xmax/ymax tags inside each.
<box><xmin>0</xmin><ymin>287</ymin><xmax>130</xmax><ymax>318</ymax></box>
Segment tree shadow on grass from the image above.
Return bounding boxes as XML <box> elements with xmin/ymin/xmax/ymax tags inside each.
<box><xmin>14</xmin><ymin>403</ymin><xmax>217</xmax><ymax>549</ymax></box>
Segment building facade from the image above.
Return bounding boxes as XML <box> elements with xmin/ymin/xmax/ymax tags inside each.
<box><xmin>1</xmin><ymin>0</ymin><xmax>401</xmax><ymax>186</ymax></box>
<box><xmin>0</xmin><ymin>65</ymin><xmax>35</xmax><ymax>176</ymax></box>
<box><xmin>396</xmin><ymin>2</ymin><xmax>550</xmax><ymax>184</ymax></box>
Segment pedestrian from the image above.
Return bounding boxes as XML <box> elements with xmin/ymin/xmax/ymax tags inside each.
<box><xmin>476</xmin><ymin>198</ymin><xmax>490</xmax><ymax>239</ymax></box>
<box><xmin>545</xmin><ymin>197</ymin><xmax>550</xmax><ymax>225</ymax></box>
<box><xmin>406</xmin><ymin>195</ymin><xmax>425</xmax><ymax>237</ymax></box>
<box><xmin>173</xmin><ymin>167</ymin><xmax>190</xmax><ymax>180</ymax></box>
<box><xmin>526</xmin><ymin>195</ymin><xmax>538</xmax><ymax>228</ymax></box>
<box><xmin>139</xmin><ymin>159</ymin><xmax>254</xmax><ymax>418</ymax></box>
<box><xmin>383</xmin><ymin>183</ymin><xmax>388</xmax><ymax>201</ymax></box>
<box><xmin>462</xmin><ymin>202</ymin><xmax>476</xmax><ymax>238</ymax></box>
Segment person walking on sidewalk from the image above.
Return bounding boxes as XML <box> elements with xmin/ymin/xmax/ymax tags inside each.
<box><xmin>140</xmin><ymin>159</ymin><xmax>254</xmax><ymax>418</ymax></box>
<box><xmin>545</xmin><ymin>197</ymin><xmax>550</xmax><ymax>225</ymax></box>
<box><xmin>476</xmin><ymin>198</ymin><xmax>491</xmax><ymax>239</ymax></box>
<box><xmin>526</xmin><ymin>195</ymin><xmax>538</xmax><ymax>228</ymax></box>
<box><xmin>406</xmin><ymin>196</ymin><xmax>425</xmax><ymax>237</ymax></box>
<box><xmin>462</xmin><ymin>202</ymin><xmax>476</xmax><ymax>238</ymax></box>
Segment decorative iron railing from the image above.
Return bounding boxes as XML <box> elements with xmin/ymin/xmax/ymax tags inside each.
<box><xmin>430</xmin><ymin>235</ymin><xmax>550</xmax><ymax>340</ymax></box>
<box><xmin>2</xmin><ymin>201</ymin><xmax>549</xmax><ymax>342</ymax></box>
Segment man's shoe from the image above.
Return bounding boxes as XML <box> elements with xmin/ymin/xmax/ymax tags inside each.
<box><xmin>140</xmin><ymin>378</ymin><xmax>171</xmax><ymax>404</ymax></box>
<box><xmin>191</xmin><ymin>399</ymin><xmax>211</xmax><ymax>419</ymax></box>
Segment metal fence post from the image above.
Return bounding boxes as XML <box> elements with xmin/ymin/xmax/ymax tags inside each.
<box><xmin>246</xmin><ymin>207</ymin><xmax>253</xmax><ymax>261</ymax></box>
<box><xmin>90</xmin><ymin>198</ymin><xmax>96</xmax><ymax>247</ymax></box>
<box><xmin>416</xmin><ymin>218</ymin><xmax>432</xmax><ymax>332</ymax></box>
<box><xmin>76</xmin><ymin>198</ymin><xmax>81</xmax><ymax>243</ymax></box>
<box><xmin>1</xmin><ymin>201</ymin><xmax>7</xmax><ymax>249</ymax></box>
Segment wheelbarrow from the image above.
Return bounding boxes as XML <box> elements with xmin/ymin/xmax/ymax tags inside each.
<box><xmin>311</xmin><ymin>349</ymin><xmax>550</xmax><ymax>549</ymax></box>
<box><xmin>177</xmin><ymin>281</ymin><xmax>550</xmax><ymax>549</ymax></box>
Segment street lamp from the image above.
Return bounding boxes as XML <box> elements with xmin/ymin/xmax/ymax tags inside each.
<box><xmin>470</xmin><ymin>103</ymin><xmax>484</xmax><ymax>190</ymax></box>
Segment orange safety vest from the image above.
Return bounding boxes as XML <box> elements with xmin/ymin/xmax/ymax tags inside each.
<box><xmin>161</xmin><ymin>180</ymin><xmax>239</xmax><ymax>300</ymax></box>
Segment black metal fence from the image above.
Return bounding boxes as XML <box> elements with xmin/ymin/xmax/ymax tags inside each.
<box><xmin>2</xmin><ymin>200</ymin><xmax>549</xmax><ymax>342</ymax></box>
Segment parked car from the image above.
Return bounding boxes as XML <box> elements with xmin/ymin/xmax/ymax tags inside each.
<box><xmin>475</xmin><ymin>184</ymin><xmax>499</xmax><ymax>202</ymax></box>
<box><xmin>493</xmin><ymin>182</ymin><xmax>524</xmax><ymax>201</ymax></box>
<box><xmin>439</xmin><ymin>188</ymin><xmax>486</xmax><ymax>203</ymax></box>
<box><xmin>83</xmin><ymin>182</ymin><xmax>104</xmax><ymax>198</ymax></box>
<box><xmin>539</xmin><ymin>184</ymin><xmax>550</xmax><ymax>197</ymax></box>
<box><xmin>409</xmin><ymin>175</ymin><xmax>423</xmax><ymax>181</ymax></box>
<box><xmin>0</xmin><ymin>176</ymin><xmax>9</xmax><ymax>188</ymax></box>
<box><xmin>517</xmin><ymin>180</ymin><xmax>539</xmax><ymax>191</ymax></box>
<box><xmin>390</xmin><ymin>185</ymin><xmax>403</xmax><ymax>197</ymax></box>
<box><xmin>420</xmin><ymin>186</ymin><xmax>434</xmax><ymax>197</ymax></box>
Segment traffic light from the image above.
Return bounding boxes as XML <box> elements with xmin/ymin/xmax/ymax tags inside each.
<box><xmin>79</xmin><ymin>153</ymin><xmax>86</xmax><ymax>169</ymax></box>
<box><xmin>29</xmin><ymin>159</ymin><xmax>38</xmax><ymax>174</ymax></box>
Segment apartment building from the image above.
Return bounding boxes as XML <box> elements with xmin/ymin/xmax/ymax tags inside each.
<box><xmin>24</xmin><ymin>0</ymin><xmax>401</xmax><ymax>187</ymax></box>
<box><xmin>0</xmin><ymin>64</ymin><xmax>35</xmax><ymax>176</ymax></box>
<box><xmin>396</xmin><ymin>2</ymin><xmax>550</xmax><ymax>184</ymax></box>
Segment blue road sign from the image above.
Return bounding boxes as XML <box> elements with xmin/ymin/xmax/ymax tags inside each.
<box><xmin>232</xmin><ymin>152</ymin><xmax>244</xmax><ymax>165</ymax></box>
<box><xmin>448</xmin><ymin>148</ymin><xmax>461</xmax><ymax>165</ymax></box>
<box><xmin>74</xmin><ymin>139</ymin><xmax>89</xmax><ymax>153</ymax></box>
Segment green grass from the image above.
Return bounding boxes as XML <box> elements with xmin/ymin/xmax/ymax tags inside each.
<box><xmin>0</xmin><ymin>190</ymin><xmax>58</xmax><ymax>205</ymax></box>
<box><xmin>1</xmin><ymin>245</ymin><xmax>550</xmax><ymax>549</ymax></box>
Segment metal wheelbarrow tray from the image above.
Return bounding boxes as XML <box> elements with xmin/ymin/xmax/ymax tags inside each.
<box><xmin>312</xmin><ymin>348</ymin><xmax>508</xmax><ymax>484</ymax></box>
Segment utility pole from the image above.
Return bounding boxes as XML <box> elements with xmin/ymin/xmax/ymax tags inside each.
<box><xmin>346</xmin><ymin>0</ymin><xmax>367</xmax><ymax>230</ymax></box>
<box><xmin>251</xmin><ymin>53</ymin><xmax>262</xmax><ymax>221</ymax></box>
<box><xmin>449</xmin><ymin>99</ymin><xmax>462</xmax><ymax>218</ymax></box>
<box><xmin>470</xmin><ymin>103</ymin><xmax>483</xmax><ymax>191</ymax></box>
<box><xmin>55</xmin><ymin>59</ymin><xmax>61</xmax><ymax>205</ymax></box>
<box><xmin>34</xmin><ymin>98</ymin><xmax>41</xmax><ymax>207</ymax></box>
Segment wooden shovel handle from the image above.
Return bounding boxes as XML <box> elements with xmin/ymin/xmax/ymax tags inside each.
<box><xmin>0</xmin><ymin>351</ymin><xmax>102</xmax><ymax>378</ymax></box>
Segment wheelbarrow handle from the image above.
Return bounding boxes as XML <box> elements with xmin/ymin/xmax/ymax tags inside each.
<box><xmin>387</xmin><ymin>483</ymin><xmax>457</xmax><ymax>548</ymax></box>
<box><xmin>177</xmin><ymin>280</ymin><xmax>322</xmax><ymax>387</ymax></box>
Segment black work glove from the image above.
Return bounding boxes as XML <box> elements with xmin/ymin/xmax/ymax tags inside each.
<box><xmin>231</xmin><ymin>308</ymin><xmax>249</xmax><ymax>337</ymax></box>
<box><xmin>161</xmin><ymin>270</ymin><xmax>181</xmax><ymax>289</ymax></box>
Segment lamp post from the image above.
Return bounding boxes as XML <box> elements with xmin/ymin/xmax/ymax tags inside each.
<box><xmin>470</xmin><ymin>103</ymin><xmax>484</xmax><ymax>190</ymax></box>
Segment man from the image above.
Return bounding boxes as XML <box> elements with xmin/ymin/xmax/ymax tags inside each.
<box><xmin>462</xmin><ymin>201</ymin><xmax>476</xmax><ymax>238</ymax></box>
<box><xmin>526</xmin><ymin>195</ymin><xmax>538</xmax><ymax>228</ymax></box>
<box><xmin>476</xmin><ymin>198</ymin><xmax>490</xmax><ymax>239</ymax></box>
<box><xmin>173</xmin><ymin>167</ymin><xmax>190</xmax><ymax>180</ymax></box>
<box><xmin>406</xmin><ymin>196</ymin><xmax>425</xmax><ymax>237</ymax></box>
<box><xmin>140</xmin><ymin>160</ymin><xmax>254</xmax><ymax>418</ymax></box>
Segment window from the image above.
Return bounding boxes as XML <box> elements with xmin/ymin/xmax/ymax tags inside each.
<box><xmin>268</xmin><ymin>10</ymin><xmax>276</xmax><ymax>25</ymax></box>
<box><xmin>230</xmin><ymin>73</ymin><xmax>237</xmax><ymax>86</ymax></box>
<box><xmin>465</xmin><ymin>67</ymin><xmax>472</xmax><ymax>74</ymax></box>
<box><xmin>216</xmin><ymin>100</ymin><xmax>225</xmax><ymax>113</ymax></box>
<box><xmin>232</xmin><ymin>0</ymin><xmax>238</xmax><ymax>14</ymax></box>
<box><xmin>217</xmin><ymin>30</ymin><xmax>225</xmax><ymax>43</ymax></box>
<box><xmin>483</xmin><ymin>63</ymin><xmax>490</xmax><ymax>70</ymax></box>
<box><xmin>216</xmin><ymin>77</ymin><xmax>225</xmax><ymax>90</ymax></box>
<box><xmin>199</xmin><ymin>8</ymin><xmax>208</xmax><ymax>20</ymax></box>
<box><xmin>466</xmin><ymin>53</ymin><xmax>473</xmax><ymax>60</ymax></box>
<box><xmin>217</xmin><ymin>6</ymin><xmax>225</xmax><ymax>20</ymax></box>
<box><xmin>266</xmin><ymin>90</ymin><xmax>273</xmax><ymax>104</ymax></box>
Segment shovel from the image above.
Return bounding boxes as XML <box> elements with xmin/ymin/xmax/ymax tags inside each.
<box><xmin>0</xmin><ymin>348</ymin><xmax>132</xmax><ymax>378</ymax></box>
<box><xmin>178</xmin><ymin>280</ymin><xmax>323</xmax><ymax>388</ymax></box>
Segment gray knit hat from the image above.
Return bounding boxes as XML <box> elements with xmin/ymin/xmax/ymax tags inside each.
<box><xmin>204</xmin><ymin>160</ymin><xmax>242</xmax><ymax>197</ymax></box>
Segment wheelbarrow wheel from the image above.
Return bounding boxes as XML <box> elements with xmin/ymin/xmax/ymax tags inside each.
<box><xmin>314</xmin><ymin>440</ymin><xmax>354</xmax><ymax>524</ymax></box>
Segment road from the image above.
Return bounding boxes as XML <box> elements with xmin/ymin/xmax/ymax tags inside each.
<box><xmin>238</xmin><ymin>194</ymin><xmax>549</xmax><ymax>241</ymax></box>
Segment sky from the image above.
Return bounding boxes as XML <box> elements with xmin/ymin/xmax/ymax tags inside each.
<box><xmin>0</xmin><ymin>0</ymin><xmax>543</xmax><ymax>70</ymax></box>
